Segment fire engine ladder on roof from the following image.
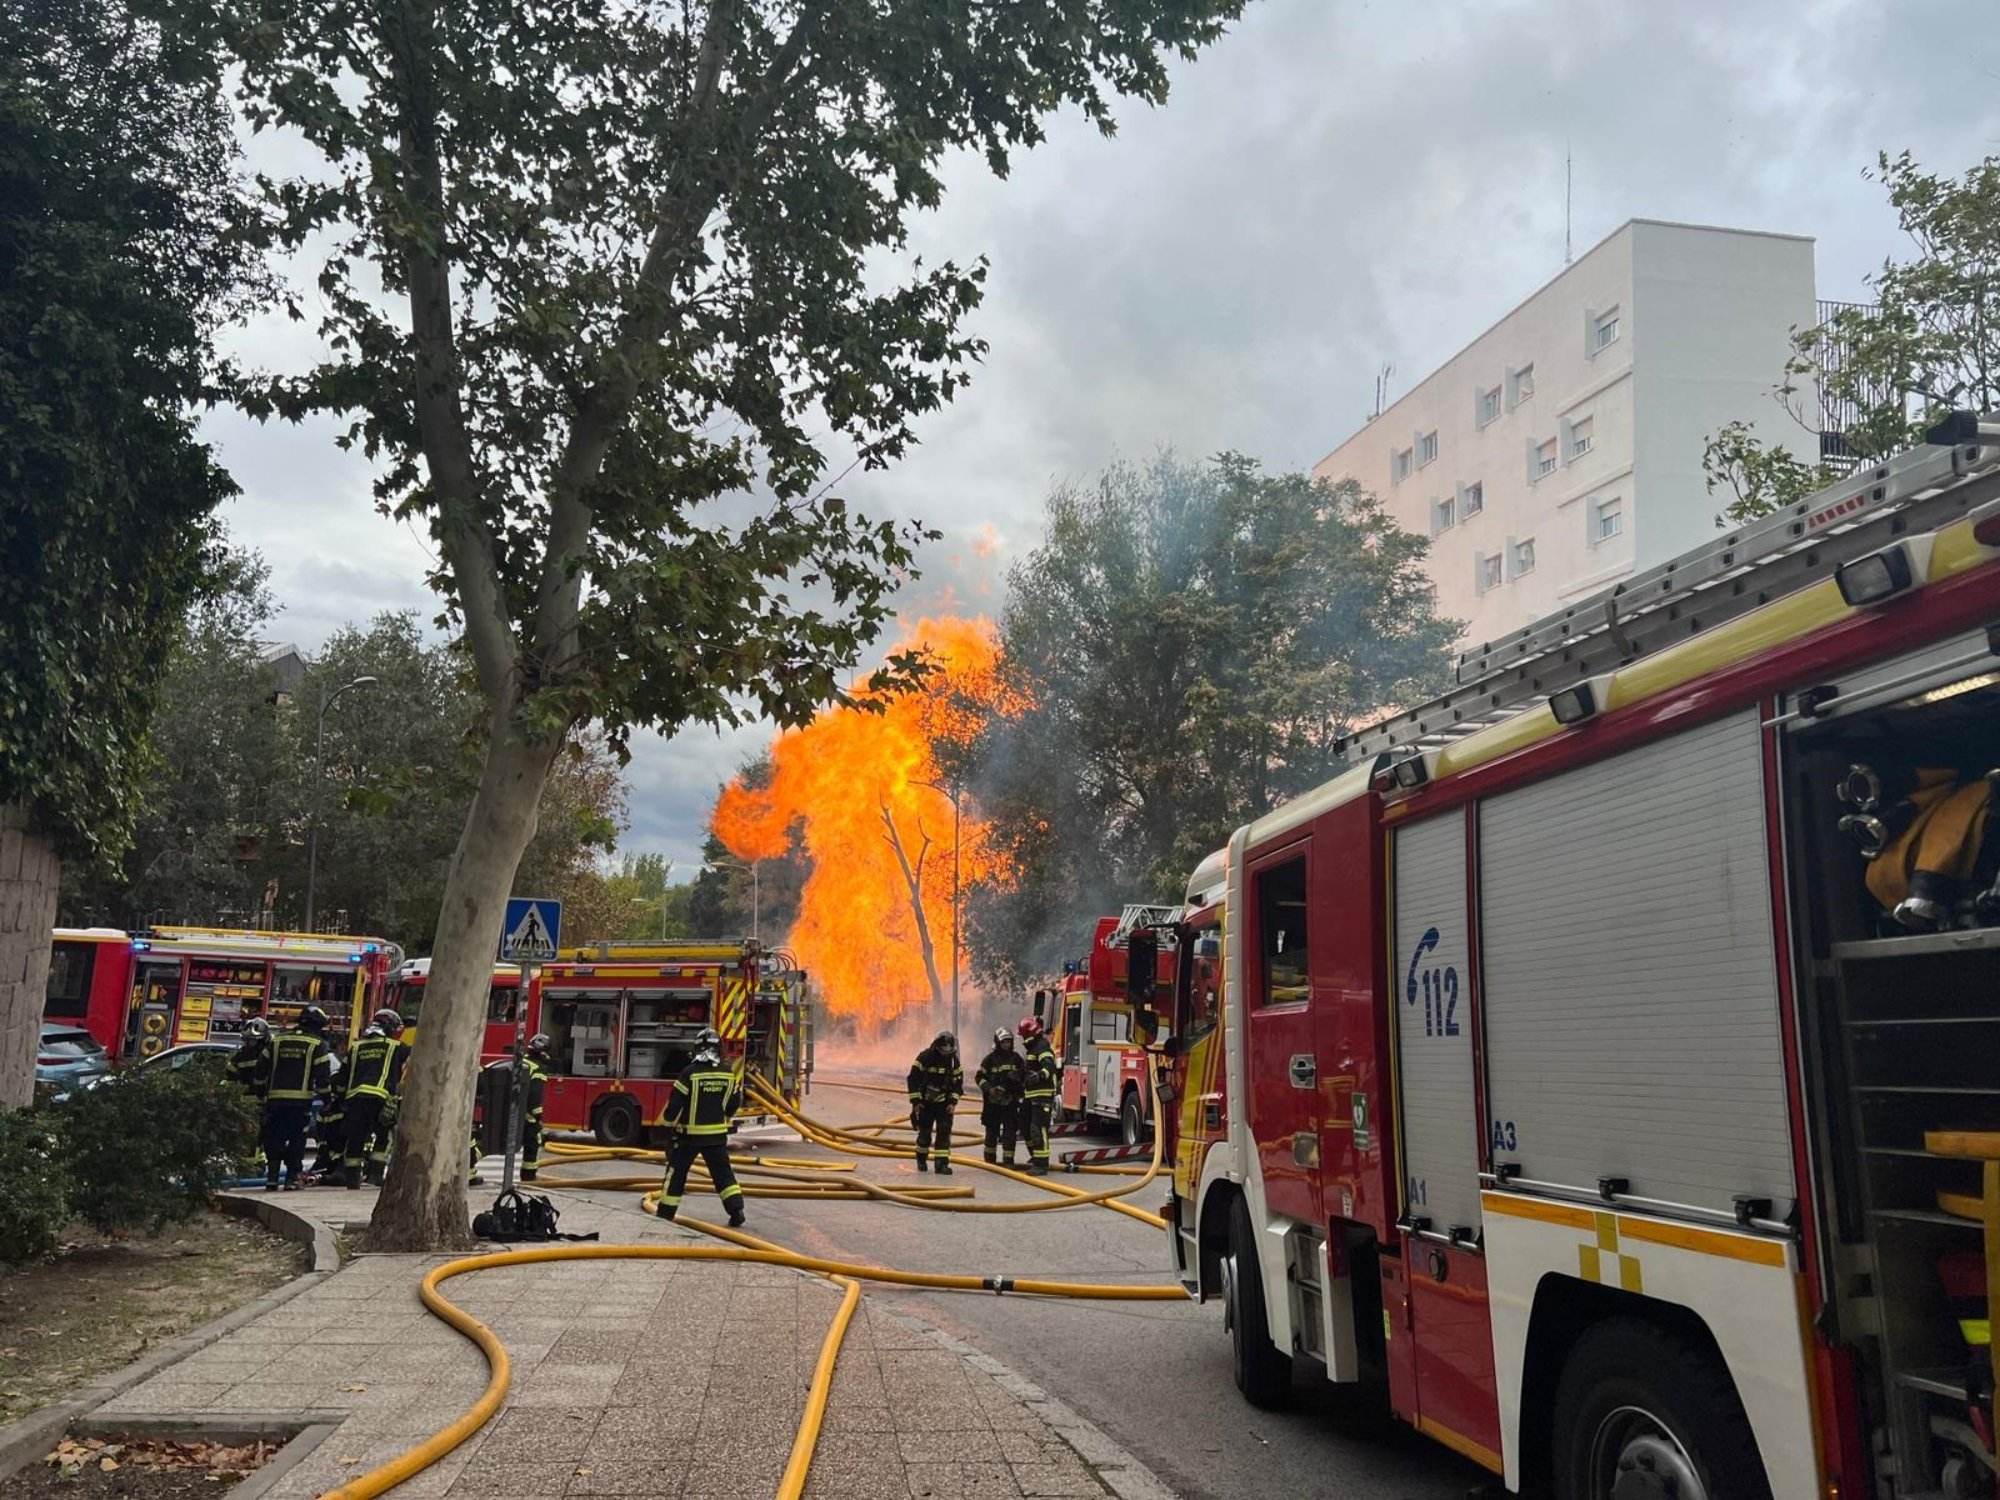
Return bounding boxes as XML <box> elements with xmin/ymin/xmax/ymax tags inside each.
<box><xmin>1105</xmin><ymin>904</ymin><xmax>1182</xmax><ymax>948</ymax></box>
<box><xmin>1336</xmin><ymin>413</ymin><xmax>2000</xmax><ymax>762</ymax></box>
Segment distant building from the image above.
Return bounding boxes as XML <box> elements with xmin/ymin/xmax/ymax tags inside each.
<box><xmin>1313</xmin><ymin>219</ymin><xmax>1816</xmax><ymax>649</ymax></box>
<box><xmin>258</xmin><ymin>641</ymin><xmax>307</xmax><ymax>701</ymax></box>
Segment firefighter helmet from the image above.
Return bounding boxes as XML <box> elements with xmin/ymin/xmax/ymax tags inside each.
<box><xmin>526</xmin><ymin>1033</ymin><xmax>552</xmax><ymax>1061</ymax></box>
<box><xmin>1017</xmin><ymin>1015</ymin><xmax>1044</xmax><ymax>1041</ymax></box>
<box><xmin>362</xmin><ymin>1023</ymin><xmax>385</xmax><ymax>1039</ymax></box>
<box><xmin>993</xmin><ymin>1027</ymin><xmax>1014</xmax><ymax>1048</ymax></box>
<box><xmin>695</xmin><ymin>1027</ymin><xmax>722</xmax><ymax>1049</ymax></box>
<box><xmin>933</xmin><ymin>1031</ymin><xmax>957</xmax><ymax>1054</ymax></box>
<box><xmin>299</xmin><ymin>1005</ymin><xmax>329</xmax><ymax>1034</ymax></box>
<box><xmin>373</xmin><ymin>1008</ymin><xmax>404</xmax><ymax>1034</ymax></box>
<box><xmin>243</xmin><ymin>1017</ymin><xmax>270</xmax><ymax>1041</ymax></box>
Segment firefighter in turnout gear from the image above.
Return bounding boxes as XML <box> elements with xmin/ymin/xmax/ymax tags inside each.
<box><xmin>1019</xmin><ymin>1015</ymin><xmax>1057</xmax><ymax>1176</ymax></box>
<box><xmin>519</xmin><ymin>1034</ymin><xmax>551</xmax><ymax>1182</ymax></box>
<box><xmin>975</xmin><ymin>1029</ymin><xmax>1025</xmax><ymax>1166</ymax></box>
<box><xmin>656</xmin><ymin>1030</ymin><xmax>745</xmax><ymax>1225</ymax></box>
<box><xmin>906</xmin><ymin>1032</ymin><xmax>962</xmax><ymax>1174</ymax></box>
<box><xmin>339</xmin><ymin>1010</ymin><xmax>407</xmax><ymax>1188</ymax></box>
<box><xmin>262</xmin><ymin>1007</ymin><xmax>335</xmax><ymax>1190</ymax></box>
<box><xmin>227</xmin><ymin>1017</ymin><xmax>271</xmax><ymax>1098</ymax></box>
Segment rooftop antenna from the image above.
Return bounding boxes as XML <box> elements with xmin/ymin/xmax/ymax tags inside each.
<box><xmin>1370</xmin><ymin>361</ymin><xmax>1394</xmax><ymax>422</ymax></box>
<box><xmin>1564</xmin><ymin>143</ymin><xmax>1573</xmax><ymax>266</ymax></box>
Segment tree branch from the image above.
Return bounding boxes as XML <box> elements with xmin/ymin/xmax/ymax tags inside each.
<box><xmin>378</xmin><ymin>0</ymin><xmax>514</xmax><ymax>706</ymax></box>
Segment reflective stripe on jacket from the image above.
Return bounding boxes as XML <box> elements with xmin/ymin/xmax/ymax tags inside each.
<box><xmin>523</xmin><ymin>1057</ymin><xmax>547</xmax><ymax>1124</ymax></box>
<box><xmin>664</xmin><ymin>1063</ymin><xmax>738</xmax><ymax>1135</ymax></box>
<box><xmin>975</xmin><ymin>1049</ymin><xmax>1024</xmax><ymax>1106</ymax></box>
<box><xmin>1021</xmin><ymin>1040</ymin><xmax>1058</xmax><ymax>1101</ymax></box>
<box><xmin>266</xmin><ymin>1032</ymin><xmax>333</xmax><ymax>1101</ymax></box>
<box><xmin>906</xmin><ymin>1048</ymin><xmax>961</xmax><ymax>1106</ymax></box>
<box><xmin>345</xmin><ymin>1036</ymin><xmax>405</xmax><ymax>1100</ymax></box>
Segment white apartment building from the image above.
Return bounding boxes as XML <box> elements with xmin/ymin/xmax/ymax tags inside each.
<box><xmin>1313</xmin><ymin>219</ymin><xmax>1816</xmax><ymax>649</ymax></box>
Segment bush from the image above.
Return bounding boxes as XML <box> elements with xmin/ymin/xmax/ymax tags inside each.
<box><xmin>49</xmin><ymin>1064</ymin><xmax>260</xmax><ymax>1235</ymax></box>
<box><xmin>0</xmin><ymin>1110</ymin><xmax>71</xmax><ymax>1264</ymax></box>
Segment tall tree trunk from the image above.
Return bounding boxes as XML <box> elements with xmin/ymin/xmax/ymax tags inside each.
<box><xmin>0</xmin><ymin>805</ymin><xmax>57</xmax><ymax>1109</ymax></box>
<box><xmin>368</xmin><ymin>732</ymin><xmax>561</xmax><ymax>1250</ymax></box>
<box><xmin>881</xmin><ymin>805</ymin><xmax>945</xmax><ymax>1015</ymax></box>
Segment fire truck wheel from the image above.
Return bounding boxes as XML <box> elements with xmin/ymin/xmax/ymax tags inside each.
<box><xmin>1550</xmin><ymin>1317</ymin><xmax>1769</xmax><ymax>1500</ymax></box>
<box><xmin>1119</xmin><ymin>1090</ymin><xmax>1145</xmax><ymax>1149</ymax></box>
<box><xmin>593</xmin><ymin>1096</ymin><xmax>643</xmax><ymax>1148</ymax></box>
<box><xmin>1224</xmin><ymin>1197</ymin><xmax>1291</xmax><ymax>1408</ymax></box>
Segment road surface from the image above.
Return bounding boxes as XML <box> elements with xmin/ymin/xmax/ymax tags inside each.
<box><xmin>545</xmin><ymin>1073</ymin><xmax>1489</xmax><ymax>1500</ymax></box>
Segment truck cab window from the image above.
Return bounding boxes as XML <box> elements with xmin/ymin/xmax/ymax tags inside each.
<box><xmin>1256</xmin><ymin>857</ymin><xmax>1309</xmax><ymax>1005</ymax></box>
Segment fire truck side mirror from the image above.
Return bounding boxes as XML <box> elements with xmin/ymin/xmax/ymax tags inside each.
<box><xmin>1127</xmin><ymin>929</ymin><xmax>1158</xmax><ymax>1007</ymax></box>
<box><xmin>1032</xmin><ymin>989</ymin><xmax>1048</xmax><ymax>1020</ymax></box>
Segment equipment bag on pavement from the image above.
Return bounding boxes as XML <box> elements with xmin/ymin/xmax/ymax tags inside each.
<box><xmin>472</xmin><ymin>1188</ymin><xmax>599</xmax><ymax>1243</ymax></box>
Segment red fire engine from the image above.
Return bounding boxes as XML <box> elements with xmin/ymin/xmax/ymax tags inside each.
<box><xmin>1044</xmin><ymin>909</ymin><xmax>1177</xmax><ymax>1146</ymax></box>
<box><xmin>46</xmin><ymin>926</ymin><xmax>401</xmax><ymax>1058</ymax></box>
<box><xmin>383</xmin><ymin>957</ymin><xmax>525</xmax><ymax>1059</ymax></box>
<box><xmin>1156</xmin><ymin>416</ymin><xmax>2000</xmax><ymax>1498</ymax></box>
<box><xmin>526</xmin><ymin>940</ymin><xmax>813</xmax><ymax>1146</ymax></box>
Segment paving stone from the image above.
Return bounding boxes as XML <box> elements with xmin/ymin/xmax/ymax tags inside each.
<box><xmin>1010</xmin><ymin>1458</ymin><xmax>1110</xmax><ymax>1497</ymax></box>
<box><xmin>98</xmin><ymin>1381</ymin><xmax>234</xmax><ymax>1413</ymax></box>
<box><xmin>563</xmin><ymin>1458</ymin><xmax>686</xmax><ymax>1495</ymax></box>
<box><xmin>446</xmin><ymin>1460</ymin><xmax>576</xmax><ymax>1497</ymax></box>
<box><xmin>905</xmin><ymin>1461</ymin><xmax>1023</xmax><ymax>1498</ymax></box>
<box><xmin>818</xmin><ymin>1405</ymin><xmax>897</xmax><ymax>1435</ymax></box>
<box><xmin>680</xmin><ymin>1458</ymin><xmax>786</xmax><ymax>1500</ymax></box>
<box><xmin>896</xmin><ymin>1431</ymin><xmax>1037</xmax><ymax>1465</ymax></box>
<box><xmin>544</xmin><ymin>1327</ymin><xmax>641</xmax><ymax>1365</ymax></box>
<box><xmin>589</xmin><ymin>1406</ymin><xmax>702</xmax><ymax>1455</ymax></box>
<box><xmin>475</xmin><ymin>1407</ymin><xmax>603</xmax><ymax>1461</ymax></box>
<box><xmin>805</xmin><ymin>1461</ymin><xmax>914</xmax><ymax>1500</ymax></box>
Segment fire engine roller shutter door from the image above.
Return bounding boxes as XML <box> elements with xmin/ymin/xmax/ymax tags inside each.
<box><xmin>1392</xmin><ymin>811</ymin><xmax>1481</xmax><ymax>1233</ymax></box>
<box><xmin>1477</xmin><ymin>708</ymin><xmax>1794</xmax><ymax>1218</ymax></box>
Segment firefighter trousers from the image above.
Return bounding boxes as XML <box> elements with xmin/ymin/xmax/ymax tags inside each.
<box><xmin>1023</xmin><ymin>1100</ymin><xmax>1053</xmax><ymax>1171</ymax></box>
<box><xmin>261</xmin><ymin>1100</ymin><xmax>311</xmax><ymax>1185</ymax></box>
<box><xmin>341</xmin><ymin>1094</ymin><xmax>391</xmax><ymax>1179</ymax></box>
<box><xmin>520</xmin><ymin>1120</ymin><xmax>543</xmax><ymax>1182</ymax></box>
<box><xmin>914</xmin><ymin>1103</ymin><xmax>954</xmax><ymax>1167</ymax></box>
<box><xmin>981</xmin><ymin>1102</ymin><xmax>1020</xmax><ymax>1163</ymax></box>
<box><xmin>662</xmin><ymin>1134</ymin><xmax>743</xmax><ymax>1215</ymax></box>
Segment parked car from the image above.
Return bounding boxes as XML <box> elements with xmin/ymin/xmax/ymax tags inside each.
<box><xmin>36</xmin><ymin>1024</ymin><xmax>110</xmax><ymax>1097</ymax></box>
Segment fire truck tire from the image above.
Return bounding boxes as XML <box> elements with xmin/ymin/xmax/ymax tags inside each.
<box><xmin>593</xmin><ymin>1096</ymin><xmax>643</xmax><ymax>1148</ymax></box>
<box><xmin>1550</xmin><ymin>1317</ymin><xmax>1769</xmax><ymax>1500</ymax></box>
<box><xmin>1119</xmin><ymin>1090</ymin><xmax>1144</xmax><ymax>1149</ymax></box>
<box><xmin>1225</xmin><ymin>1197</ymin><xmax>1291</xmax><ymax>1408</ymax></box>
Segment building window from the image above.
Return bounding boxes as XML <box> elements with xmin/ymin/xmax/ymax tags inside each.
<box><xmin>1479</xmin><ymin>552</ymin><xmax>1504</xmax><ymax>593</ymax></box>
<box><xmin>1568</xmin><ymin>415</ymin><xmax>1594</xmax><ymax>459</ymax></box>
<box><xmin>1594</xmin><ymin>496</ymin><xmax>1624</xmax><ymax>542</ymax></box>
<box><xmin>1509</xmin><ymin>363</ymin><xmax>1536</xmax><ymax>408</ymax></box>
<box><xmin>1512</xmin><ymin>537</ymin><xmax>1537</xmax><ymax>576</ymax></box>
<box><xmin>1417</xmin><ymin>429</ymin><xmax>1439</xmax><ymax>467</ymax></box>
<box><xmin>1432</xmin><ymin>495</ymin><xmax>1455</xmax><ymax>533</ymax></box>
<box><xmin>1461</xmin><ymin>481</ymin><xmax>1484</xmax><ymax>517</ymax></box>
<box><xmin>1477</xmin><ymin>385</ymin><xmax>1502</xmax><ymax>427</ymax></box>
<box><xmin>1534</xmin><ymin>437</ymin><xmax>1558</xmax><ymax>478</ymax></box>
<box><xmin>1592</xmin><ymin>306</ymin><xmax>1621</xmax><ymax>353</ymax></box>
<box><xmin>1255</xmin><ymin>856</ymin><xmax>1309</xmax><ymax>1006</ymax></box>
<box><xmin>1392</xmin><ymin>448</ymin><xmax>1413</xmax><ymax>484</ymax></box>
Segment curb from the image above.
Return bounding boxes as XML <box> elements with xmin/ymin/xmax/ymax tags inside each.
<box><xmin>0</xmin><ymin>1195</ymin><xmax>336</xmax><ymax>1481</ymax></box>
<box><xmin>216</xmin><ymin>1189</ymin><xmax>344</xmax><ymax>1274</ymax></box>
<box><xmin>874</xmin><ymin>1303</ymin><xmax>1179</xmax><ymax>1500</ymax></box>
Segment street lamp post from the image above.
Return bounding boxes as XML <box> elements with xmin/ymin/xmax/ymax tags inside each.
<box><xmin>304</xmin><ymin>674</ymin><xmax>379</xmax><ymax>932</ymax></box>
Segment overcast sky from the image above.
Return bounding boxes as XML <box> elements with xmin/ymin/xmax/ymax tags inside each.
<box><xmin>209</xmin><ymin>0</ymin><xmax>2000</xmax><ymax>880</ymax></box>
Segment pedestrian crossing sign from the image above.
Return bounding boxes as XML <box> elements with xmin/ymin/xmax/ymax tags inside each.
<box><xmin>500</xmin><ymin>897</ymin><xmax>561</xmax><ymax>962</ymax></box>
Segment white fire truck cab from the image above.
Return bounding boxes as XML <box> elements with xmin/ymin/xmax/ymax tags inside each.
<box><xmin>1157</xmin><ymin>414</ymin><xmax>2000</xmax><ymax>1499</ymax></box>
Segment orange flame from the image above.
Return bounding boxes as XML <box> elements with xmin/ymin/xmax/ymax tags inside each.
<box><xmin>715</xmin><ymin>617</ymin><xmax>1014</xmax><ymax>1027</ymax></box>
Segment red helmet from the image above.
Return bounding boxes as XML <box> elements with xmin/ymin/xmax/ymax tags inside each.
<box><xmin>1017</xmin><ymin>1016</ymin><xmax>1044</xmax><ymax>1041</ymax></box>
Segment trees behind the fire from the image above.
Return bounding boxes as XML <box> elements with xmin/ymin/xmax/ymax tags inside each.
<box><xmin>963</xmin><ymin>454</ymin><xmax>1457</xmax><ymax>987</ymax></box>
<box><xmin>0</xmin><ymin>0</ymin><xmax>262</xmax><ymax>1106</ymax></box>
<box><xmin>1705</xmin><ymin>150</ymin><xmax>2000</xmax><ymax>523</ymax></box>
<box><xmin>160</xmin><ymin>0</ymin><xmax>1246</xmax><ymax>1247</ymax></box>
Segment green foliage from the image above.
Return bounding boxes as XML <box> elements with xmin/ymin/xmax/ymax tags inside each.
<box><xmin>146</xmin><ymin>0</ymin><xmax>1246</xmax><ymax>758</ymax></box>
<box><xmin>0</xmin><ymin>0</ymin><xmax>262</xmax><ymax>861</ymax></box>
<box><xmin>49</xmin><ymin>1063</ymin><xmax>259</xmax><ymax>1235</ymax></box>
<box><xmin>0</xmin><ymin>1110</ymin><xmax>69</xmax><ymax>1264</ymax></box>
<box><xmin>1704</xmin><ymin>149</ymin><xmax>2000</xmax><ymax>522</ymax></box>
<box><xmin>964</xmin><ymin>454</ymin><xmax>1457</xmax><ymax>985</ymax></box>
<box><xmin>62</xmin><ymin>585</ymin><xmax>637</xmax><ymax>949</ymax></box>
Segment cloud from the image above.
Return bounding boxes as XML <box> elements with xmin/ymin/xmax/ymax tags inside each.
<box><xmin>206</xmin><ymin>0</ymin><xmax>2000</xmax><ymax>860</ymax></box>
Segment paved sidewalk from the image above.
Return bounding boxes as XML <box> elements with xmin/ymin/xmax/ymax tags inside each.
<box><xmin>92</xmin><ymin>1189</ymin><xmax>1140</xmax><ymax>1500</ymax></box>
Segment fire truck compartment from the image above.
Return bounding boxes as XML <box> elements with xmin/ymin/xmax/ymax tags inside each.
<box><xmin>1785</xmin><ymin>635</ymin><xmax>2000</xmax><ymax>1493</ymax></box>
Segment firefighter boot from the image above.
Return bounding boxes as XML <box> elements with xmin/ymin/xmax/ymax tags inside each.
<box><xmin>727</xmin><ymin>1206</ymin><xmax>747</xmax><ymax>1228</ymax></box>
<box><xmin>936</xmin><ymin>1160</ymin><xmax>953</xmax><ymax>1176</ymax></box>
<box><xmin>983</xmin><ymin>1150</ymin><xmax>996</xmax><ymax>1164</ymax></box>
<box><xmin>654</xmin><ymin>1202</ymin><xmax>677</xmax><ymax>1222</ymax></box>
<box><xmin>915</xmin><ymin>1156</ymin><xmax>929</xmax><ymax>1173</ymax></box>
